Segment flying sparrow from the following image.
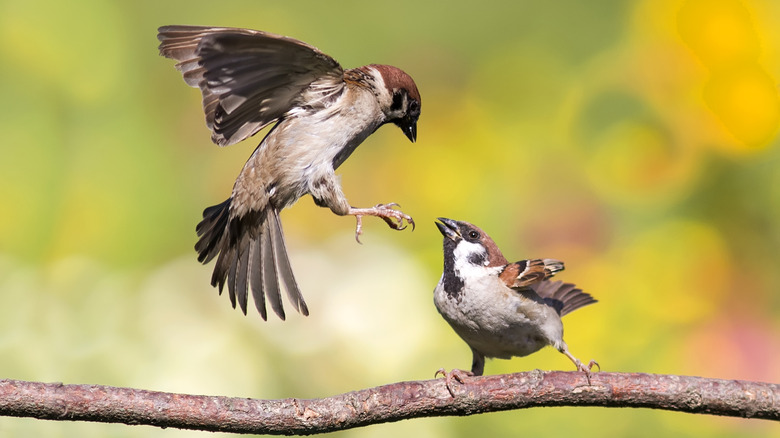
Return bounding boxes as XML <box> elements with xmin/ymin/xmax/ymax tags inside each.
<box><xmin>157</xmin><ymin>25</ymin><xmax>421</xmax><ymax>320</ymax></box>
<box><xmin>433</xmin><ymin>218</ymin><xmax>597</xmax><ymax>392</ymax></box>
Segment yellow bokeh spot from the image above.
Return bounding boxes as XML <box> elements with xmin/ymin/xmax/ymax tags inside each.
<box><xmin>585</xmin><ymin>119</ymin><xmax>699</xmax><ymax>207</ymax></box>
<box><xmin>677</xmin><ymin>0</ymin><xmax>761</xmax><ymax>69</ymax></box>
<box><xmin>703</xmin><ymin>65</ymin><xmax>780</xmax><ymax>147</ymax></box>
<box><xmin>0</xmin><ymin>0</ymin><xmax>124</xmax><ymax>103</ymax></box>
<box><xmin>620</xmin><ymin>220</ymin><xmax>732</xmax><ymax>324</ymax></box>
<box><xmin>677</xmin><ymin>0</ymin><xmax>780</xmax><ymax>149</ymax></box>
<box><xmin>49</xmin><ymin>179</ymin><xmax>128</xmax><ymax>260</ymax></box>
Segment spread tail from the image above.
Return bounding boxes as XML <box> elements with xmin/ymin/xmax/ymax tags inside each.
<box><xmin>194</xmin><ymin>198</ymin><xmax>309</xmax><ymax>320</ymax></box>
<box><xmin>534</xmin><ymin>280</ymin><xmax>596</xmax><ymax>317</ymax></box>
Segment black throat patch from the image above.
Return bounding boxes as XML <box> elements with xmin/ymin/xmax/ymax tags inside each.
<box><xmin>441</xmin><ymin>239</ymin><xmax>464</xmax><ymax>301</ymax></box>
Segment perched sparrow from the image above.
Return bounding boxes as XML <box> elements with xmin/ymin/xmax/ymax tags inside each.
<box><xmin>433</xmin><ymin>218</ymin><xmax>597</xmax><ymax>390</ymax></box>
<box><xmin>158</xmin><ymin>26</ymin><xmax>421</xmax><ymax>320</ymax></box>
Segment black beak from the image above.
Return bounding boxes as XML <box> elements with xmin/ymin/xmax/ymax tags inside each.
<box><xmin>397</xmin><ymin>118</ymin><xmax>417</xmax><ymax>143</ymax></box>
<box><xmin>435</xmin><ymin>217</ymin><xmax>460</xmax><ymax>240</ymax></box>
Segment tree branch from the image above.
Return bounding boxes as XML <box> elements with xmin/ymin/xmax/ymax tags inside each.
<box><xmin>1</xmin><ymin>372</ymin><xmax>777</xmax><ymax>435</ymax></box>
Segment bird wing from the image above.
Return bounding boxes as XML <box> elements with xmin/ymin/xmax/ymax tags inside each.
<box><xmin>501</xmin><ymin>259</ymin><xmax>596</xmax><ymax>316</ymax></box>
<box><xmin>498</xmin><ymin>258</ymin><xmax>564</xmax><ymax>289</ymax></box>
<box><xmin>158</xmin><ymin>25</ymin><xmax>345</xmax><ymax>146</ymax></box>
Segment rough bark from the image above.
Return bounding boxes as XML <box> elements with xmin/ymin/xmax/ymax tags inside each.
<box><xmin>0</xmin><ymin>372</ymin><xmax>777</xmax><ymax>435</ymax></box>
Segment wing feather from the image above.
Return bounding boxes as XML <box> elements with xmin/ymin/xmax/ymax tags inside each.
<box><xmin>158</xmin><ymin>25</ymin><xmax>344</xmax><ymax>146</ymax></box>
<box><xmin>499</xmin><ymin>258</ymin><xmax>564</xmax><ymax>289</ymax></box>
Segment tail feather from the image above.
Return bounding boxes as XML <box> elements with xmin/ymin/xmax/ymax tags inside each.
<box><xmin>534</xmin><ymin>280</ymin><xmax>597</xmax><ymax>317</ymax></box>
<box><xmin>234</xmin><ymin>234</ymin><xmax>251</xmax><ymax>314</ymax></box>
<box><xmin>268</xmin><ymin>209</ymin><xmax>309</xmax><ymax>316</ymax></box>
<box><xmin>261</xmin><ymin>216</ymin><xmax>285</xmax><ymax>320</ymax></box>
<box><xmin>195</xmin><ymin>199</ymin><xmax>231</xmax><ymax>264</ymax></box>
<box><xmin>194</xmin><ymin>197</ymin><xmax>307</xmax><ymax>320</ymax></box>
<box><xmin>225</xmin><ymin>244</ymin><xmax>239</xmax><ymax>309</ymax></box>
<box><xmin>249</xmin><ymin>233</ymin><xmax>267</xmax><ymax>320</ymax></box>
<box><xmin>212</xmin><ymin>245</ymin><xmax>234</xmax><ymax>298</ymax></box>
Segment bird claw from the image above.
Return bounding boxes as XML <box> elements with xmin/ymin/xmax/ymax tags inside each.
<box><xmin>435</xmin><ymin>368</ymin><xmax>473</xmax><ymax>397</ymax></box>
<box><xmin>349</xmin><ymin>203</ymin><xmax>415</xmax><ymax>243</ymax></box>
<box><xmin>377</xmin><ymin>203</ymin><xmax>416</xmax><ymax>231</ymax></box>
<box><xmin>575</xmin><ymin>359</ymin><xmax>600</xmax><ymax>384</ymax></box>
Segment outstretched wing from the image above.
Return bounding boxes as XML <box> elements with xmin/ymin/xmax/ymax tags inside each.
<box><xmin>158</xmin><ymin>25</ymin><xmax>345</xmax><ymax>146</ymax></box>
<box><xmin>498</xmin><ymin>258</ymin><xmax>564</xmax><ymax>289</ymax></box>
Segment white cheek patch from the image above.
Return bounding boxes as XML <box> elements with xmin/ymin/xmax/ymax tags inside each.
<box><xmin>366</xmin><ymin>66</ymin><xmax>390</xmax><ymax>106</ymax></box>
<box><xmin>453</xmin><ymin>240</ymin><xmax>489</xmax><ymax>274</ymax></box>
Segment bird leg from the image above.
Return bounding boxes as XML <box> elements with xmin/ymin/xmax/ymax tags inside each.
<box><xmin>435</xmin><ymin>368</ymin><xmax>473</xmax><ymax>397</ymax></box>
<box><xmin>561</xmin><ymin>349</ymin><xmax>600</xmax><ymax>384</ymax></box>
<box><xmin>348</xmin><ymin>203</ymin><xmax>415</xmax><ymax>243</ymax></box>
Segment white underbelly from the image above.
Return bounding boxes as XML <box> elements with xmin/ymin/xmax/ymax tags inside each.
<box><xmin>434</xmin><ymin>278</ymin><xmax>562</xmax><ymax>359</ymax></box>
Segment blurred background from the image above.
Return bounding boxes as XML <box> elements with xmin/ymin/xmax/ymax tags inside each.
<box><xmin>1</xmin><ymin>0</ymin><xmax>779</xmax><ymax>436</ymax></box>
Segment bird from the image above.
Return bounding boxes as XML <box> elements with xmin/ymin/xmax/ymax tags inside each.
<box><xmin>432</xmin><ymin>217</ymin><xmax>598</xmax><ymax>392</ymax></box>
<box><xmin>157</xmin><ymin>25</ymin><xmax>421</xmax><ymax>321</ymax></box>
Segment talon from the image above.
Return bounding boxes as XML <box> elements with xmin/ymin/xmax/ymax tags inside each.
<box><xmin>435</xmin><ymin>368</ymin><xmax>473</xmax><ymax>398</ymax></box>
<box><xmin>575</xmin><ymin>359</ymin><xmax>599</xmax><ymax>385</ymax></box>
<box><xmin>381</xmin><ymin>215</ymin><xmax>407</xmax><ymax>230</ymax></box>
<box><xmin>562</xmin><ymin>350</ymin><xmax>598</xmax><ymax>385</ymax></box>
<box><xmin>354</xmin><ymin>216</ymin><xmax>364</xmax><ymax>244</ymax></box>
<box><xmin>347</xmin><ymin>203</ymin><xmax>415</xmax><ymax>237</ymax></box>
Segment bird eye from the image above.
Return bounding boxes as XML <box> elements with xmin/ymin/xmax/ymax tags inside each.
<box><xmin>468</xmin><ymin>230</ymin><xmax>479</xmax><ymax>240</ymax></box>
<box><xmin>408</xmin><ymin>99</ymin><xmax>420</xmax><ymax>117</ymax></box>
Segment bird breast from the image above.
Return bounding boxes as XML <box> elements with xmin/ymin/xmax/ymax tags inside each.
<box><xmin>434</xmin><ymin>272</ymin><xmax>564</xmax><ymax>359</ymax></box>
<box><xmin>232</xmin><ymin>85</ymin><xmax>385</xmax><ymax>212</ymax></box>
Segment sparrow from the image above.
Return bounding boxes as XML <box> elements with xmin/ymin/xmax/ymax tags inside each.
<box><xmin>433</xmin><ymin>218</ymin><xmax>598</xmax><ymax>392</ymax></box>
<box><xmin>157</xmin><ymin>25</ymin><xmax>421</xmax><ymax>320</ymax></box>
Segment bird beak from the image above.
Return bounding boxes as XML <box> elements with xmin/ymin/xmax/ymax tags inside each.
<box><xmin>405</xmin><ymin>122</ymin><xmax>417</xmax><ymax>143</ymax></box>
<box><xmin>396</xmin><ymin>118</ymin><xmax>417</xmax><ymax>143</ymax></box>
<box><xmin>435</xmin><ymin>217</ymin><xmax>460</xmax><ymax>240</ymax></box>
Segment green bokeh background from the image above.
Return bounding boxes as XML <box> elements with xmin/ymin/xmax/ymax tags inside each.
<box><xmin>2</xmin><ymin>0</ymin><xmax>780</xmax><ymax>436</ymax></box>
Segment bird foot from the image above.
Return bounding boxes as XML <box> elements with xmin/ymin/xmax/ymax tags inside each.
<box><xmin>348</xmin><ymin>203</ymin><xmax>415</xmax><ymax>243</ymax></box>
<box><xmin>575</xmin><ymin>359</ymin><xmax>600</xmax><ymax>384</ymax></box>
<box><xmin>435</xmin><ymin>368</ymin><xmax>473</xmax><ymax>397</ymax></box>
